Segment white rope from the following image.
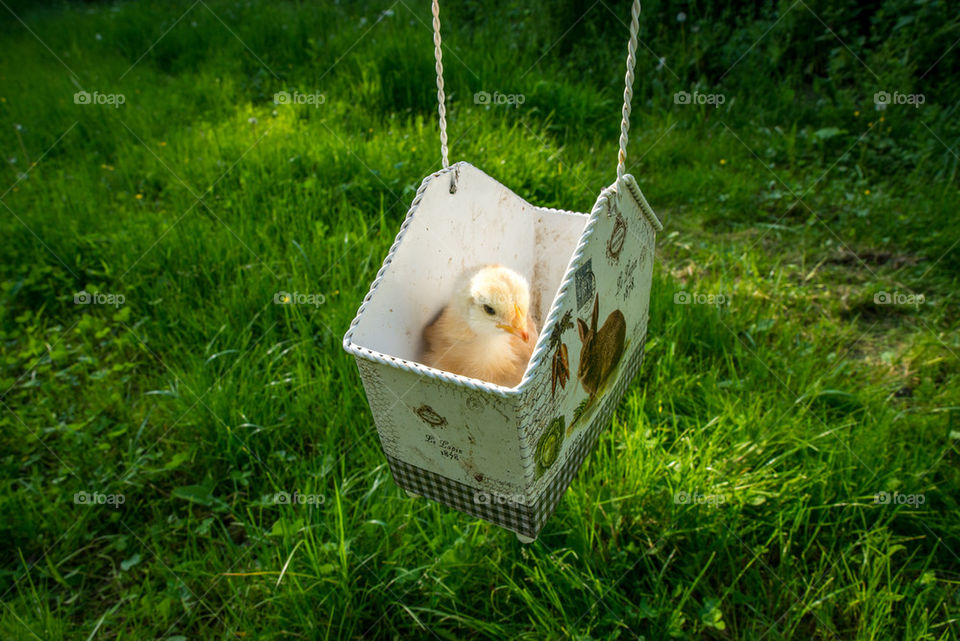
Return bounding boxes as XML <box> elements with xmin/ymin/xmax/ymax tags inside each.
<box><xmin>430</xmin><ymin>0</ymin><xmax>640</xmax><ymax>179</ymax></box>
<box><xmin>617</xmin><ymin>0</ymin><xmax>641</xmax><ymax>182</ymax></box>
<box><xmin>431</xmin><ymin>0</ymin><xmax>449</xmax><ymax>168</ymax></box>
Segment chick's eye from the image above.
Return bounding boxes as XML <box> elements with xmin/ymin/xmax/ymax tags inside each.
<box><xmin>482</xmin><ymin>304</ymin><xmax>495</xmax><ymax>316</ymax></box>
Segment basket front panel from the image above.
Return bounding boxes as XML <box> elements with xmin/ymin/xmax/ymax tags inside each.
<box><xmin>355</xmin><ymin>358</ymin><xmax>526</xmax><ymax>500</ymax></box>
<box><xmin>518</xmin><ymin>176</ymin><xmax>659</xmax><ymax>503</ymax></box>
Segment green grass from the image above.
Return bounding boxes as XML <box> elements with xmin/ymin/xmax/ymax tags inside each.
<box><xmin>1</xmin><ymin>0</ymin><xmax>958</xmax><ymax>639</ymax></box>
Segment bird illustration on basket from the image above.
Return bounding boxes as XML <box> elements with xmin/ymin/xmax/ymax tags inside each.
<box><xmin>576</xmin><ymin>294</ymin><xmax>626</xmax><ymax>399</ymax></box>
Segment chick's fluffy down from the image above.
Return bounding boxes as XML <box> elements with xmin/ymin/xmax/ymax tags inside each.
<box><xmin>422</xmin><ymin>265</ymin><xmax>538</xmax><ymax>388</ymax></box>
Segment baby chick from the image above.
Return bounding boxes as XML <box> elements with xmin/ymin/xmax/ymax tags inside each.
<box><xmin>422</xmin><ymin>264</ymin><xmax>539</xmax><ymax>388</ymax></box>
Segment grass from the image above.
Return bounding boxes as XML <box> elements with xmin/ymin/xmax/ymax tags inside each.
<box><xmin>1</xmin><ymin>0</ymin><xmax>958</xmax><ymax>639</ymax></box>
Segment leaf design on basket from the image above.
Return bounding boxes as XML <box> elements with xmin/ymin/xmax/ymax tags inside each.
<box><xmin>572</xmin><ymin>398</ymin><xmax>590</xmax><ymax>422</ymax></box>
<box><xmin>548</xmin><ymin>310</ymin><xmax>573</xmax><ymax>397</ymax></box>
<box><xmin>535</xmin><ymin>416</ymin><xmax>565</xmax><ymax>479</ymax></box>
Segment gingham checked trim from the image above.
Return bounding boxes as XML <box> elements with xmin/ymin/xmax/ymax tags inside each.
<box><xmin>388</xmin><ymin>455</ymin><xmax>538</xmax><ymax>537</ymax></box>
<box><xmin>387</xmin><ymin>337</ymin><xmax>647</xmax><ymax>540</ymax></box>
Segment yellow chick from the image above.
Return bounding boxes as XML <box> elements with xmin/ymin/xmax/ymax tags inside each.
<box><xmin>422</xmin><ymin>264</ymin><xmax>539</xmax><ymax>388</ymax></box>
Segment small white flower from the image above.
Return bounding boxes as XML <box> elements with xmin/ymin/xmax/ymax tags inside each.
<box><xmin>656</xmin><ymin>57</ymin><xmax>666</xmax><ymax>71</ymax></box>
<box><xmin>14</xmin><ymin>123</ymin><xmax>22</xmax><ymax>131</ymax></box>
<box><xmin>248</xmin><ymin>116</ymin><xmax>258</xmax><ymax>124</ymax></box>
<box><xmin>677</xmin><ymin>12</ymin><xmax>687</xmax><ymax>23</ymax></box>
<box><xmin>95</xmin><ymin>33</ymin><xmax>102</xmax><ymax>41</ymax></box>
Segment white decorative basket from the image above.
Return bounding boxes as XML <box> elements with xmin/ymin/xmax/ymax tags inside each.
<box><xmin>342</xmin><ymin>0</ymin><xmax>661</xmax><ymax>541</ymax></box>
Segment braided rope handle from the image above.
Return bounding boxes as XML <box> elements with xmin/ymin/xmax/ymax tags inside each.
<box><xmin>432</xmin><ymin>0</ymin><xmax>449</xmax><ymax>168</ymax></box>
<box><xmin>618</xmin><ymin>0</ymin><xmax>641</xmax><ymax>182</ymax></box>
<box><xmin>430</xmin><ymin>0</ymin><xmax>641</xmax><ymax>179</ymax></box>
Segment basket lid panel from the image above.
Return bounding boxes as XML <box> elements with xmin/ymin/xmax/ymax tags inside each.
<box><xmin>516</xmin><ymin>175</ymin><xmax>659</xmax><ymax>500</ymax></box>
<box><xmin>350</xmin><ymin>162</ymin><xmax>538</xmax><ymax>364</ymax></box>
<box><xmin>348</xmin><ymin>163</ymin><xmax>588</xmax><ymax>378</ymax></box>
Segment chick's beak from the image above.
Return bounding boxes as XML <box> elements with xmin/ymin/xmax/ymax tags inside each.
<box><xmin>517</xmin><ymin>323</ymin><xmax>529</xmax><ymax>342</ymax></box>
<box><xmin>496</xmin><ymin>303</ymin><xmax>529</xmax><ymax>341</ymax></box>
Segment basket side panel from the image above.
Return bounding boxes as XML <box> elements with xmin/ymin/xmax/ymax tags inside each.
<box><xmin>526</xmin><ymin>330</ymin><xmax>647</xmax><ymax>535</ymax></box>
<box><xmin>517</xmin><ymin>175</ymin><xmax>659</xmax><ymax>504</ymax></box>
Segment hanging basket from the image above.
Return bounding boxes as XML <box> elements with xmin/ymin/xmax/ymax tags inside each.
<box><xmin>342</xmin><ymin>0</ymin><xmax>661</xmax><ymax>542</ymax></box>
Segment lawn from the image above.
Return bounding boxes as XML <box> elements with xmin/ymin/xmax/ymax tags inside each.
<box><xmin>1</xmin><ymin>0</ymin><xmax>958</xmax><ymax>639</ymax></box>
